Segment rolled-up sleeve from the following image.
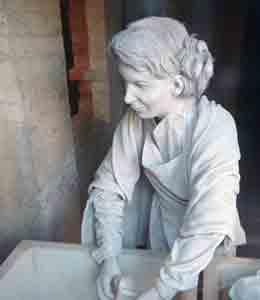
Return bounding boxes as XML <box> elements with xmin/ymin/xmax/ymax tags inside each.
<box><xmin>91</xmin><ymin>188</ymin><xmax>126</xmax><ymax>264</ymax></box>
<box><xmin>156</xmin><ymin>105</ymin><xmax>244</xmax><ymax>299</ymax></box>
<box><xmin>82</xmin><ymin>109</ymin><xmax>145</xmax><ymax>264</ymax></box>
<box><xmin>156</xmin><ymin>233</ymin><xmax>225</xmax><ymax>299</ymax></box>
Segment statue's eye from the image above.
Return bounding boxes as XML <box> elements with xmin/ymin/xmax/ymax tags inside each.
<box><xmin>135</xmin><ymin>81</ymin><xmax>148</xmax><ymax>88</ymax></box>
<box><xmin>135</xmin><ymin>83</ymin><xmax>143</xmax><ymax>88</ymax></box>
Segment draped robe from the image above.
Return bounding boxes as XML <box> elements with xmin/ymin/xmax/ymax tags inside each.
<box><xmin>82</xmin><ymin>96</ymin><xmax>245</xmax><ymax>251</ymax></box>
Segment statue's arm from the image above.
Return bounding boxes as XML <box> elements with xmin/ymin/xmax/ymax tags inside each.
<box><xmin>91</xmin><ymin>188</ymin><xmax>126</xmax><ymax>264</ymax></box>
<box><xmin>155</xmin><ymin>234</ymin><xmax>225</xmax><ymax>299</ymax></box>
<box><xmin>155</xmin><ymin>108</ymin><xmax>242</xmax><ymax>299</ymax></box>
<box><xmin>82</xmin><ymin>109</ymin><xmax>144</xmax><ymax>264</ymax></box>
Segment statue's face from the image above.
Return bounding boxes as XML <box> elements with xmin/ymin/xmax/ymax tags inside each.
<box><xmin>118</xmin><ymin>62</ymin><xmax>176</xmax><ymax>119</ymax></box>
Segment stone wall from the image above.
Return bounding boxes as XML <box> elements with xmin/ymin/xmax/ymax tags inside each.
<box><xmin>0</xmin><ymin>0</ymin><xmax>81</xmax><ymax>262</ymax></box>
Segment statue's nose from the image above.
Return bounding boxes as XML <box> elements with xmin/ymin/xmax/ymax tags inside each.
<box><xmin>124</xmin><ymin>87</ymin><xmax>135</xmax><ymax>104</ymax></box>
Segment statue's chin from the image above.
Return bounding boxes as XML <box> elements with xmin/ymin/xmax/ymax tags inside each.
<box><xmin>133</xmin><ymin>110</ymin><xmax>152</xmax><ymax>119</ymax></box>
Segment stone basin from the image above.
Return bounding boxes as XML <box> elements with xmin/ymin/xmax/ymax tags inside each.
<box><xmin>0</xmin><ymin>241</ymin><xmax>166</xmax><ymax>300</ymax></box>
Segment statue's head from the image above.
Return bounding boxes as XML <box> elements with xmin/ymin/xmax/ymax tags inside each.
<box><xmin>109</xmin><ymin>17</ymin><xmax>214</xmax><ymax>99</ymax></box>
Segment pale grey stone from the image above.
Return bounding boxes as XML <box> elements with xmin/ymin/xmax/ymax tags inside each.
<box><xmin>0</xmin><ymin>61</ymin><xmax>22</xmax><ymax>102</ymax></box>
<box><xmin>0</xmin><ymin>37</ymin><xmax>9</xmax><ymax>61</ymax></box>
<box><xmin>8</xmin><ymin>36</ymin><xmax>64</xmax><ymax>58</ymax></box>
<box><xmin>3</xmin><ymin>102</ymin><xmax>25</xmax><ymax>123</ymax></box>
<box><xmin>0</xmin><ymin>106</ymin><xmax>9</xmax><ymax>158</ymax></box>
<box><xmin>12</xmin><ymin>56</ymin><xmax>69</xmax><ymax>126</ymax></box>
<box><xmin>0</xmin><ymin>10</ymin><xmax>8</xmax><ymax>35</ymax></box>
<box><xmin>0</xmin><ymin>241</ymin><xmax>165</xmax><ymax>300</ymax></box>
<box><xmin>6</xmin><ymin>10</ymin><xmax>61</xmax><ymax>36</ymax></box>
<box><xmin>0</xmin><ymin>0</ymin><xmax>80</xmax><ymax>263</ymax></box>
<box><xmin>5</xmin><ymin>0</ymin><xmax>59</xmax><ymax>15</ymax></box>
<box><xmin>15</xmin><ymin>125</ymin><xmax>39</xmax><ymax>206</ymax></box>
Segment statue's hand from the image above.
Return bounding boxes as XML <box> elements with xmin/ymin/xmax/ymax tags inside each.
<box><xmin>97</xmin><ymin>257</ymin><xmax>121</xmax><ymax>300</ymax></box>
<box><xmin>136</xmin><ymin>288</ymin><xmax>161</xmax><ymax>300</ymax></box>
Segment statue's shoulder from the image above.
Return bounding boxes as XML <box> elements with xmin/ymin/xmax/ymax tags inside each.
<box><xmin>192</xmin><ymin>96</ymin><xmax>238</xmax><ymax>146</ymax></box>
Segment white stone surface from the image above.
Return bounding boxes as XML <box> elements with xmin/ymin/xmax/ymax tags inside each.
<box><xmin>0</xmin><ymin>241</ymin><xmax>165</xmax><ymax>300</ymax></box>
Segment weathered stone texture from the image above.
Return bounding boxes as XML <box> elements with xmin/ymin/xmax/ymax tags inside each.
<box><xmin>0</xmin><ymin>0</ymin><xmax>81</xmax><ymax>262</ymax></box>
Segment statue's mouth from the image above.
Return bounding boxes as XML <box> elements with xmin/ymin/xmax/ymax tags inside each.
<box><xmin>131</xmin><ymin>104</ymin><xmax>146</xmax><ymax>113</ymax></box>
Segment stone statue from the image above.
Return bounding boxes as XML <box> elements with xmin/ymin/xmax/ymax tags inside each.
<box><xmin>81</xmin><ymin>17</ymin><xmax>246</xmax><ymax>300</ymax></box>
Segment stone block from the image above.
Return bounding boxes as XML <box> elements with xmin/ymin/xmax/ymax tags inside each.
<box><xmin>5</xmin><ymin>103</ymin><xmax>25</xmax><ymax>123</ymax></box>
<box><xmin>30</xmin><ymin>119</ymin><xmax>75</xmax><ymax>188</ymax></box>
<box><xmin>0</xmin><ymin>37</ymin><xmax>9</xmax><ymax>61</ymax></box>
<box><xmin>0</xmin><ymin>106</ymin><xmax>9</xmax><ymax>158</ymax></box>
<box><xmin>6</xmin><ymin>10</ymin><xmax>61</xmax><ymax>36</ymax></box>
<box><xmin>5</xmin><ymin>120</ymin><xmax>18</xmax><ymax>160</ymax></box>
<box><xmin>5</xmin><ymin>1</ymin><xmax>59</xmax><ymax>15</ymax></box>
<box><xmin>1</xmin><ymin>158</ymin><xmax>17</xmax><ymax>197</ymax></box>
<box><xmin>13</xmin><ymin>56</ymin><xmax>70</xmax><ymax>124</ymax></box>
<box><xmin>14</xmin><ymin>55</ymin><xmax>66</xmax><ymax>89</ymax></box>
<box><xmin>8</xmin><ymin>36</ymin><xmax>64</xmax><ymax>58</ymax></box>
<box><xmin>35</xmin><ymin>166</ymin><xmax>81</xmax><ymax>242</ymax></box>
<box><xmin>0</xmin><ymin>9</ymin><xmax>8</xmax><ymax>35</ymax></box>
<box><xmin>30</xmin><ymin>141</ymin><xmax>50</xmax><ymax>189</ymax></box>
<box><xmin>0</xmin><ymin>241</ymin><xmax>169</xmax><ymax>300</ymax></box>
<box><xmin>0</xmin><ymin>0</ymin><xmax>80</xmax><ymax>263</ymax></box>
<box><xmin>0</xmin><ymin>241</ymin><xmax>98</xmax><ymax>299</ymax></box>
<box><xmin>0</xmin><ymin>61</ymin><xmax>23</xmax><ymax>102</ymax></box>
<box><xmin>15</xmin><ymin>124</ymin><xmax>39</xmax><ymax>204</ymax></box>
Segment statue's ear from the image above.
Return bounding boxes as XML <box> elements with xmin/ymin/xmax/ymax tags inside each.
<box><xmin>172</xmin><ymin>75</ymin><xmax>184</xmax><ymax>97</ymax></box>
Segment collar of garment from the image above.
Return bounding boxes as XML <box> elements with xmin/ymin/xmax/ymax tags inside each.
<box><xmin>152</xmin><ymin>97</ymin><xmax>198</xmax><ymax>139</ymax></box>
